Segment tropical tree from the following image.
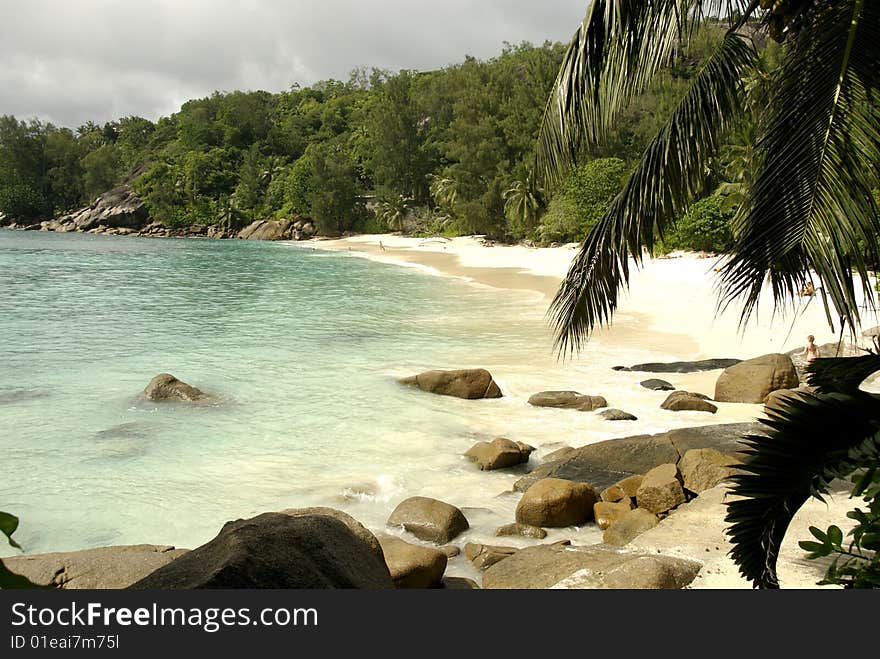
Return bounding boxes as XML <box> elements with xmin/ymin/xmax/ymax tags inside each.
<box><xmin>375</xmin><ymin>194</ymin><xmax>412</xmax><ymax>232</ymax></box>
<box><xmin>503</xmin><ymin>167</ymin><xmax>544</xmax><ymax>239</ymax></box>
<box><xmin>539</xmin><ymin>1</ymin><xmax>880</xmax><ymax>588</ymax></box>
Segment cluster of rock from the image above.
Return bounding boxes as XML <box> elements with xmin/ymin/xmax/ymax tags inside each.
<box><xmin>0</xmin><ymin>185</ymin><xmax>316</xmax><ymax>242</ymax></box>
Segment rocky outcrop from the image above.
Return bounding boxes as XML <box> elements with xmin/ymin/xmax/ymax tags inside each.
<box><xmin>399</xmin><ymin>369</ymin><xmax>502</xmax><ymax>399</ymax></box>
<box><xmin>129</xmin><ymin>512</ymin><xmax>393</xmax><ymax>589</ymax></box>
<box><xmin>601</xmin><ymin>475</ymin><xmax>643</xmax><ymax>503</ymax></box>
<box><xmin>237</xmin><ymin>218</ymin><xmax>316</xmax><ymax>241</ymax></box>
<box><xmin>55</xmin><ymin>185</ymin><xmax>149</xmax><ymax>233</ymax></box>
<box><xmin>636</xmin><ymin>464</ymin><xmax>686</xmax><ymax>514</ymax></box>
<box><xmin>465</xmin><ymin>438</ymin><xmax>534</xmax><ymax>470</ymax></box>
<box><xmin>785</xmin><ymin>341</ymin><xmax>862</xmax><ymax>378</ymax></box>
<box><xmin>714</xmin><ymin>353</ymin><xmax>799</xmax><ymax>403</ymax></box>
<box><xmin>678</xmin><ymin>449</ymin><xmax>741</xmax><ymax>494</ymax></box>
<box><xmin>495</xmin><ymin>522</ymin><xmax>547</xmax><ymax>539</ymax></box>
<box><xmin>1</xmin><ymin>545</ymin><xmax>189</xmax><ymax>589</ymax></box>
<box><xmin>377</xmin><ymin>535</ymin><xmax>447</xmax><ymax>588</ymax></box>
<box><xmin>142</xmin><ymin>373</ymin><xmax>210</xmax><ymax>403</ymax></box>
<box><xmin>614</xmin><ymin>359</ymin><xmax>741</xmax><ymax>373</ymax></box>
<box><xmin>527</xmin><ymin>391</ymin><xmax>607</xmax><ymax>411</ymax></box>
<box><xmin>640</xmin><ymin>379</ymin><xmax>675</xmax><ymax>391</ymax></box>
<box><xmin>515</xmin><ymin>478</ymin><xmax>598</xmax><ymax>528</ymax></box>
<box><xmin>515</xmin><ymin>423</ymin><xmax>759</xmax><ymax>494</ymax></box>
<box><xmin>481</xmin><ymin>544</ymin><xmax>700</xmax><ymax>589</ymax></box>
<box><xmin>386</xmin><ymin>497</ymin><xmax>469</xmax><ymax>544</ymax></box>
<box><xmin>599</xmin><ymin>408</ymin><xmax>638</xmax><ymax>421</ymax></box>
<box><xmin>661</xmin><ymin>390</ymin><xmax>718</xmax><ymax>413</ymax></box>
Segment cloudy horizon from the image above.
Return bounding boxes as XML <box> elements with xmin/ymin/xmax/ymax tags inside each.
<box><xmin>0</xmin><ymin>0</ymin><xmax>587</xmax><ymax>129</ymax></box>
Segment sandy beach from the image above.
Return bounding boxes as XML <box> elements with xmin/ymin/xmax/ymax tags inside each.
<box><xmin>304</xmin><ymin>233</ymin><xmax>877</xmax><ymax>589</ymax></box>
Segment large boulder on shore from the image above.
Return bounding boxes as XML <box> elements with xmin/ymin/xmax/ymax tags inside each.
<box><xmin>59</xmin><ymin>185</ymin><xmax>149</xmax><ymax>232</ymax></box>
<box><xmin>481</xmin><ymin>544</ymin><xmax>700</xmax><ymax>589</ymax></box>
<box><xmin>714</xmin><ymin>354</ymin><xmax>799</xmax><ymax>403</ymax></box>
<box><xmin>386</xmin><ymin>497</ymin><xmax>469</xmax><ymax>544</ymax></box>
<box><xmin>1</xmin><ymin>545</ymin><xmax>189</xmax><ymax>589</ymax></box>
<box><xmin>515</xmin><ymin>478</ymin><xmax>598</xmax><ymax>528</ymax></box>
<box><xmin>528</xmin><ymin>391</ymin><xmax>607</xmax><ymax>411</ymax></box>
<box><xmin>514</xmin><ymin>423</ymin><xmax>759</xmax><ymax>494</ymax></box>
<box><xmin>129</xmin><ymin>512</ymin><xmax>393</xmax><ymax>589</ymax></box>
<box><xmin>399</xmin><ymin>369</ymin><xmax>502</xmax><ymax>399</ymax></box>
<box><xmin>678</xmin><ymin>448</ymin><xmax>741</xmax><ymax>494</ymax></box>
<box><xmin>465</xmin><ymin>437</ymin><xmax>534</xmax><ymax>470</ymax></box>
<box><xmin>603</xmin><ymin>508</ymin><xmax>660</xmax><ymax>546</ymax></box>
<box><xmin>279</xmin><ymin>506</ymin><xmax>384</xmax><ymax>564</ymax></box>
<box><xmin>143</xmin><ymin>373</ymin><xmax>210</xmax><ymax>403</ymax></box>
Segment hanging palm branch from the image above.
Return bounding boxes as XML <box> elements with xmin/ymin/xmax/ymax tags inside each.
<box><xmin>725</xmin><ymin>354</ymin><xmax>880</xmax><ymax>588</ymax></box>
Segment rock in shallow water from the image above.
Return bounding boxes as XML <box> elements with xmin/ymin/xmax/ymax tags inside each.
<box><xmin>386</xmin><ymin>497</ymin><xmax>470</xmax><ymax>544</ymax></box>
<box><xmin>142</xmin><ymin>373</ymin><xmax>210</xmax><ymax>403</ymax></box>
<box><xmin>465</xmin><ymin>437</ymin><xmax>534</xmax><ymax>470</ymax></box>
<box><xmin>714</xmin><ymin>353</ymin><xmax>799</xmax><ymax>404</ymax></box>
<box><xmin>378</xmin><ymin>536</ymin><xmax>447</xmax><ymax>588</ymax></box>
<box><xmin>515</xmin><ymin>478</ymin><xmax>598</xmax><ymax>528</ymax></box>
<box><xmin>528</xmin><ymin>391</ymin><xmax>607</xmax><ymax>411</ymax></box>
<box><xmin>399</xmin><ymin>369</ymin><xmax>502</xmax><ymax>399</ymax></box>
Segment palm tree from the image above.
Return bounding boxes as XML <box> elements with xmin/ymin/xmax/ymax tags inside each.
<box><xmin>539</xmin><ymin>1</ymin><xmax>880</xmax><ymax>588</ymax></box>
<box><xmin>375</xmin><ymin>195</ymin><xmax>412</xmax><ymax>232</ymax></box>
<box><xmin>503</xmin><ymin>167</ymin><xmax>545</xmax><ymax>238</ymax></box>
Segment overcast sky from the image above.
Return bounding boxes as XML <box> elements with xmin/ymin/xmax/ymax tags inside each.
<box><xmin>0</xmin><ymin>0</ymin><xmax>587</xmax><ymax>129</ymax></box>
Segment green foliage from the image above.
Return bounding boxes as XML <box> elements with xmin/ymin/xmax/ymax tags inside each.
<box><xmin>538</xmin><ymin>158</ymin><xmax>628</xmax><ymax>243</ymax></box>
<box><xmin>663</xmin><ymin>194</ymin><xmax>735</xmax><ymax>252</ymax></box>
<box><xmin>799</xmin><ymin>468</ymin><xmax>880</xmax><ymax>588</ymax></box>
<box><xmin>308</xmin><ymin>139</ymin><xmax>364</xmax><ymax>235</ymax></box>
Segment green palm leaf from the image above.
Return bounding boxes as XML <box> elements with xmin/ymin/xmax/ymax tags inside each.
<box><xmin>549</xmin><ymin>30</ymin><xmax>757</xmax><ymax>355</ymax></box>
<box><xmin>725</xmin><ymin>377</ymin><xmax>880</xmax><ymax>588</ymax></box>
<box><xmin>719</xmin><ymin>0</ymin><xmax>880</xmax><ymax>332</ymax></box>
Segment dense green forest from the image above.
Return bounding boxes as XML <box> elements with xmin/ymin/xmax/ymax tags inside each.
<box><xmin>0</xmin><ymin>27</ymin><xmax>747</xmax><ymax>248</ymax></box>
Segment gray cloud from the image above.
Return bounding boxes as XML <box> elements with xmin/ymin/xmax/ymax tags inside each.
<box><xmin>0</xmin><ymin>0</ymin><xmax>586</xmax><ymax>128</ymax></box>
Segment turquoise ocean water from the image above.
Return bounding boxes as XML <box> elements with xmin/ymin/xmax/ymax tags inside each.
<box><xmin>1</xmin><ymin>229</ymin><xmax>753</xmax><ymax>560</ymax></box>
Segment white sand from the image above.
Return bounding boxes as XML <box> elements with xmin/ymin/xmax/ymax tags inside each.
<box><xmin>302</xmin><ymin>233</ymin><xmax>876</xmax><ymax>589</ymax></box>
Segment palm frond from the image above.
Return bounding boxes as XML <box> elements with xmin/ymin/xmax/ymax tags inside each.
<box><xmin>719</xmin><ymin>0</ymin><xmax>880</xmax><ymax>333</ymax></box>
<box><xmin>806</xmin><ymin>353</ymin><xmax>880</xmax><ymax>395</ymax></box>
<box><xmin>550</xmin><ymin>30</ymin><xmax>757</xmax><ymax>355</ymax></box>
<box><xmin>726</xmin><ymin>386</ymin><xmax>880</xmax><ymax>588</ymax></box>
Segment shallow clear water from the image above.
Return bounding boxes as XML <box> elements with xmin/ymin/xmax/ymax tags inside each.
<box><xmin>0</xmin><ymin>229</ymin><xmax>759</xmax><ymax>563</ymax></box>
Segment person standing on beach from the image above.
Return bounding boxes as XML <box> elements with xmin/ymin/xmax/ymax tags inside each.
<box><xmin>803</xmin><ymin>335</ymin><xmax>820</xmax><ymax>365</ymax></box>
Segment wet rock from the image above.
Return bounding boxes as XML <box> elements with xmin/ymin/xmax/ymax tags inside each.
<box><xmin>527</xmin><ymin>391</ymin><xmax>607</xmax><ymax>411</ymax></box>
<box><xmin>640</xmin><ymin>379</ymin><xmax>675</xmax><ymax>391</ymax></box>
<box><xmin>378</xmin><ymin>536</ymin><xmax>447</xmax><ymax>588</ymax></box>
<box><xmin>661</xmin><ymin>391</ymin><xmax>718</xmax><ymax>413</ymax></box>
<box><xmin>279</xmin><ymin>507</ymin><xmax>384</xmax><ymax>563</ymax></box>
<box><xmin>495</xmin><ymin>522</ymin><xmax>547</xmax><ymax>540</ymax></box>
<box><xmin>599</xmin><ymin>408</ymin><xmax>638</xmax><ymax>421</ymax></box>
<box><xmin>399</xmin><ymin>369</ymin><xmax>502</xmax><ymax>399</ymax></box>
<box><xmin>142</xmin><ymin>373</ymin><xmax>210</xmax><ymax>403</ymax></box>
<box><xmin>465</xmin><ymin>437</ymin><xmax>534</xmax><ymax>471</ymax></box>
<box><xmin>386</xmin><ymin>497</ymin><xmax>469</xmax><ymax>544</ymax></box>
<box><xmin>464</xmin><ymin>543</ymin><xmax>518</xmax><ymax>570</ymax></box>
<box><xmin>616</xmin><ymin>359</ymin><xmax>741</xmax><ymax>373</ymax></box>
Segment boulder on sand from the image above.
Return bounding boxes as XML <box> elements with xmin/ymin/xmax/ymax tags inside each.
<box><xmin>465</xmin><ymin>438</ymin><xmax>534</xmax><ymax>470</ymax></box>
<box><xmin>636</xmin><ymin>464</ymin><xmax>686</xmax><ymax>514</ymax></box>
<box><xmin>603</xmin><ymin>508</ymin><xmax>660</xmax><ymax>546</ymax></box>
<box><xmin>714</xmin><ymin>353</ymin><xmax>799</xmax><ymax>404</ymax></box>
<box><xmin>528</xmin><ymin>391</ymin><xmax>607</xmax><ymax>412</ymax></box>
<box><xmin>678</xmin><ymin>449</ymin><xmax>741</xmax><ymax>494</ymax></box>
<box><xmin>593</xmin><ymin>500</ymin><xmax>634</xmax><ymax>530</ymax></box>
<box><xmin>640</xmin><ymin>379</ymin><xmax>675</xmax><ymax>391</ymax></box>
<box><xmin>143</xmin><ymin>373</ymin><xmax>209</xmax><ymax>403</ymax></box>
<box><xmin>129</xmin><ymin>513</ymin><xmax>393</xmax><ymax>589</ymax></box>
<box><xmin>386</xmin><ymin>497</ymin><xmax>469</xmax><ymax>544</ymax></box>
<box><xmin>399</xmin><ymin>369</ymin><xmax>502</xmax><ymax>399</ymax></box>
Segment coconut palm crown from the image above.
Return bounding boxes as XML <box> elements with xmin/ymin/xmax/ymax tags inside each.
<box><xmin>539</xmin><ymin>1</ymin><xmax>880</xmax><ymax>589</ymax></box>
<box><xmin>539</xmin><ymin>0</ymin><xmax>880</xmax><ymax>356</ymax></box>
